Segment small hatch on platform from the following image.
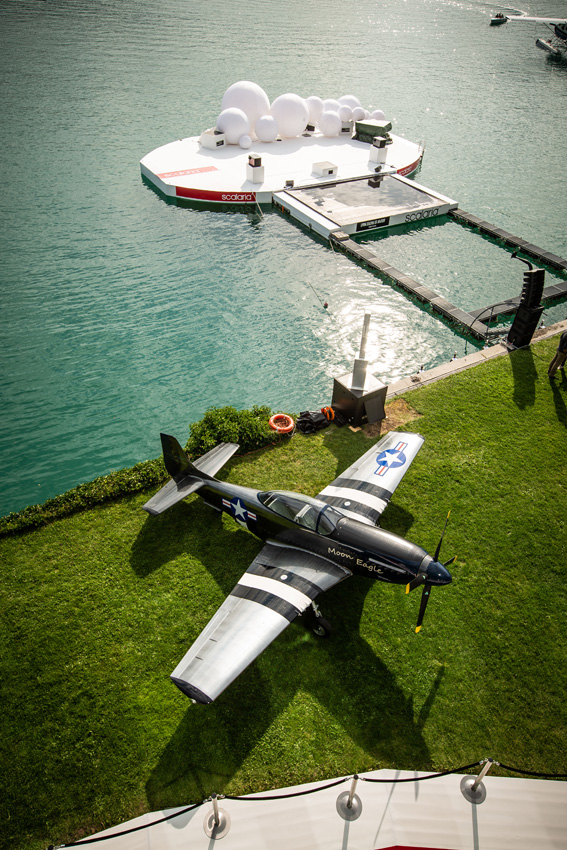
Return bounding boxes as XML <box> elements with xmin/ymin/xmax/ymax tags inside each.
<box><xmin>312</xmin><ymin>161</ymin><xmax>338</xmax><ymax>177</ymax></box>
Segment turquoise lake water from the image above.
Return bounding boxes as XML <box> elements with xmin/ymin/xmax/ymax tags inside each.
<box><xmin>1</xmin><ymin>0</ymin><xmax>566</xmax><ymax>517</ymax></box>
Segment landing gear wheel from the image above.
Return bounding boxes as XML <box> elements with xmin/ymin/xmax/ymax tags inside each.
<box><xmin>311</xmin><ymin>616</ymin><xmax>332</xmax><ymax>638</ymax></box>
<box><xmin>304</xmin><ymin>605</ymin><xmax>332</xmax><ymax>638</ymax></box>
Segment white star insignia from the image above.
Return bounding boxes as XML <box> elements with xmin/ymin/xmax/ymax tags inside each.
<box><xmin>233</xmin><ymin>499</ymin><xmax>247</xmax><ymax>521</ymax></box>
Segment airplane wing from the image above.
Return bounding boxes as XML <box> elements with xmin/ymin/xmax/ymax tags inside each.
<box><xmin>316</xmin><ymin>430</ymin><xmax>425</xmax><ymax>526</ymax></box>
<box><xmin>506</xmin><ymin>16</ymin><xmax>567</xmax><ymax>24</ymax></box>
<box><xmin>170</xmin><ymin>543</ymin><xmax>352</xmax><ymax>703</ymax></box>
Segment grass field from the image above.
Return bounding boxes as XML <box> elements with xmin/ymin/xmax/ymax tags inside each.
<box><xmin>1</xmin><ymin>334</ymin><xmax>566</xmax><ymax>850</ymax></box>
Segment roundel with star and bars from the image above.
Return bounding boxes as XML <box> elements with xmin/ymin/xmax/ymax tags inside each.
<box><xmin>222</xmin><ymin>496</ymin><xmax>257</xmax><ymax>526</ymax></box>
<box><xmin>374</xmin><ymin>440</ymin><xmax>408</xmax><ymax>476</ymax></box>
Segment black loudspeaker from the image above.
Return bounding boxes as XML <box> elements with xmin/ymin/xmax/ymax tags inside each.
<box><xmin>507</xmin><ymin>304</ymin><xmax>544</xmax><ymax>348</ymax></box>
<box><xmin>520</xmin><ymin>268</ymin><xmax>545</xmax><ymax>309</ymax></box>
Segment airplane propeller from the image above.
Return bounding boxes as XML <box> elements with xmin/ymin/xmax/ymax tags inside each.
<box><xmin>406</xmin><ymin>511</ymin><xmax>455</xmax><ymax>633</ymax></box>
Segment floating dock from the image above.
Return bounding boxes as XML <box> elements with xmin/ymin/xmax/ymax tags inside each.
<box><xmin>273</xmin><ymin>172</ymin><xmax>457</xmax><ymax>237</ymax></box>
<box><xmin>448</xmin><ymin>209</ymin><xmax>567</xmax><ymax>273</ymax></box>
<box><xmin>328</xmin><ymin>229</ymin><xmax>490</xmax><ymax>340</ymax></box>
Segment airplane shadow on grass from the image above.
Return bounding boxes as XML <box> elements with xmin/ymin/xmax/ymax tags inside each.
<box><xmin>132</xmin><ymin>498</ymin><xmax>441</xmax><ymax>811</ymax></box>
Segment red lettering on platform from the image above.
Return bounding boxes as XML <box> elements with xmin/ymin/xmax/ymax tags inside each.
<box><xmin>158</xmin><ymin>166</ymin><xmax>218</xmax><ymax>179</ymax></box>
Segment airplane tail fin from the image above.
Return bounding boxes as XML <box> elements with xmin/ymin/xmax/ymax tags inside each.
<box><xmin>160</xmin><ymin>433</ymin><xmax>192</xmax><ymax>479</ymax></box>
<box><xmin>142</xmin><ymin>436</ymin><xmax>240</xmax><ymax>516</ymax></box>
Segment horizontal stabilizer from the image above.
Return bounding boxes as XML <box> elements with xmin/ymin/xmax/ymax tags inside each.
<box><xmin>192</xmin><ymin>442</ymin><xmax>240</xmax><ymax>477</ymax></box>
<box><xmin>142</xmin><ymin>437</ymin><xmax>240</xmax><ymax>515</ymax></box>
<box><xmin>142</xmin><ymin>475</ymin><xmax>204</xmax><ymax>515</ymax></box>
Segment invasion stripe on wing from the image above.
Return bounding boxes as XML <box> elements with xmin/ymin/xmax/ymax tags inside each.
<box><xmin>319</xmin><ymin>484</ymin><xmax>387</xmax><ymax>515</ymax></box>
<box><xmin>330</xmin><ymin>477</ymin><xmax>393</xmax><ymax>502</ymax></box>
<box><xmin>230</xmin><ymin>585</ymin><xmax>298</xmax><ymax>622</ymax></box>
<box><xmin>236</xmin><ymin>572</ymin><xmax>312</xmax><ymax>611</ymax></box>
<box><xmin>318</xmin><ymin>499</ymin><xmax>377</xmax><ymax>525</ymax></box>
<box><xmin>247</xmin><ymin>562</ymin><xmax>321</xmax><ymax>599</ymax></box>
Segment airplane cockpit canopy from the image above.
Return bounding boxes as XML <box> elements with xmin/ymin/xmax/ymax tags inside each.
<box><xmin>258</xmin><ymin>490</ymin><xmax>344</xmax><ymax>535</ymax></box>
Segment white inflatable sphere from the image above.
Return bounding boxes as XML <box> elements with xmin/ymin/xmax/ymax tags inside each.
<box><xmin>239</xmin><ymin>134</ymin><xmax>252</xmax><ymax>149</ymax></box>
<box><xmin>352</xmin><ymin>106</ymin><xmax>366</xmax><ymax>121</ymax></box>
<box><xmin>371</xmin><ymin>109</ymin><xmax>386</xmax><ymax>120</ymax></box>
<box><xmin>305</xmin><ymin>95</ymin><xmax>324</xmax><ymax>124</ymax></box>
<box><xmin>323</xmin><ymin>98</ymin><xmax>341</xmax><ymax>113</ymax></box>
<box><xmin>338</xmin><ymin>105</ymin><xmax>353</xmax><ymax>122</ymax></box>
<box><xmin>255</xmin><ymin>114</ymin><xmax>279</xmax><ymax>142</ymax></box>
<box><xmin>221</xmin><ymin>81</ymin><xmax>270</xmax><ymax>127</ymax></box>
<box><xmin>270</xmin><ymin>93</ymin><xmax>309</xmax><ymax>138</ymax></box>
<box><xmin>318</xmin><ymin>110</ymin><xmax>342</xmax><ymax>137</ymax></box>
<box><xmin>338</xmin><ymin>94</ymin><xmax>361</xmax><ymax>110</ymax></box>
<box><xmin>216</xmin><ymin>107</ymin><xmax>250</xmax><ymax>144</ymax></box>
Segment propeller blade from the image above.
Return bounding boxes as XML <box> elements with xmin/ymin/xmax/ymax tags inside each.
<box><xmin>433</xmin><ymin>510</ymin><xmax>451</xmax><ymax>562</ymax></box>
<box><xmin>415</xmin><ymin>582</ymin><xmax>432</xmax><ymax>633</ymax></box>
<box><xmin>406</xmin><ymin>572</ymin><xmax>426</xmax><ymax>593</ymax></box>
<box><xmin>443</xmin><ymin>555</ymin><xmax>457</xmax><ymax>568</ymax></box>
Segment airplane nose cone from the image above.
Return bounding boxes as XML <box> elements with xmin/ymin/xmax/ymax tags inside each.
<box><xmin>428</xmin><ymin>561</ymin><xmax>452</xmax><ymax>585</ymax></box>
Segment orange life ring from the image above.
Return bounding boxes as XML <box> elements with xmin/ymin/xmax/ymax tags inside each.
<box><xmin>269</xmin><ymin>413</ymin><xmax>295</xmax><ymax>434</ymax></box>
<box><xmin>321</xmin><ymin>406</ymin><xmax>335</xmax><ymax>421</ymax></box>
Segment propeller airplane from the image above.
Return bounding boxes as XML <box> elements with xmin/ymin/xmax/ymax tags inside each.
<box><xmin>143</xmin><ymin>430</ymin><xmax>455</xmax><ymax>704</ymax></box>
<box><xmin>491</xmin><ymin>11</ymin><xmax>567</xmax><ymax>57</ymax></box>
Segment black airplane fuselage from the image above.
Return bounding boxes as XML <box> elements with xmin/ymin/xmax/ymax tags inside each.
<box><xmin>198</xmin><ymin>477</ymin><xmax>450</xmax><ymax>589</ymax></box>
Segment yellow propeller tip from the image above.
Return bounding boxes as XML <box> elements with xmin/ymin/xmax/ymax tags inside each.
<box><xmin>415</xmin><ymin>625</ymin><xmax>422</xmax><ymax>634</ymax></box>
<box><xmin>405</xmin><ymin>584</ymin><xmax>410</xmax><ymax>594</ymax></box>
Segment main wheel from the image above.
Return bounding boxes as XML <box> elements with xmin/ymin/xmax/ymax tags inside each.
<box><xmin>311</xmin><ymin>616</ymin><xmax>332</xmax><ymax>637</ymax></box>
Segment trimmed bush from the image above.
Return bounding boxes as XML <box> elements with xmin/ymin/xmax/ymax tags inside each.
<box><xmin>185</xmin><ymin>404</ymin><xmax>278</xmax><ymax>457</ymax></box>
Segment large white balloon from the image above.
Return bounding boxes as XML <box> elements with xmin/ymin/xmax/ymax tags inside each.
<box><xmin>318</xmin><ymin>110</ymin><xmax>342</xmax><ymax>137</ymax></box>
<box><xmin>338</xmin><ymin>94</ymin><xmax>361</xmax><ymax>110</ymax></box>
<box><xmin>221</xmin><ymin>81</ymin><xmax>270</xmax><ymax>128</ymax></box>
<box><xmin>305</xmin><ymin>95</ymin><xmax>324</xmax><ymax>124</ymax></box>
<box><xmin>216</xmin><ymin>107</ymin><xmax>250</xmax><ymax>144</ymax></box>
<box><xmin>371</xmin><ymin>109</ymin><xmax>386</xmax><ymax>120</ymax></box>
<box><xmin>239</xmin><ymin>134</ymin><xmax>252</xmax><ymax>149</ymax></box>
<box><xmin>270</xmin><ymin>93</ymin><xmax>309</xmax><ymax>138</ymax></box>
<box><xmin>323</xmin><ymin>98</ymin><xmax>341</xmax><ymax>113</ymax></box>
<box><xmin>255</xmin><ymin>114</ymin><xmax>279</xmax><ymax>142</ymax></box>
<box><xmin>352</xmin><ymin>106</ymin><xmax>366</xmax><ymax>121</ymax></box>
<box><xmin>338</xmin><ymin>105</ymin><xmax>353</xmax><ymax>122</ymax></box>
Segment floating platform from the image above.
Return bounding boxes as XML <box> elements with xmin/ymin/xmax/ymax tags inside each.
<box><xmin>140</xmin><ymin>132</ymin><xmax>424</xmax><ymax>206</ymax></box>
<box><xmin>273</xmin><ymin>173</ymin><xmax>457</xmax><ymax>238</ymax></box>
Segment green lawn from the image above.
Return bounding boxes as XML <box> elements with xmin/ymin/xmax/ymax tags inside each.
<box><xmin>1</xmin><ymin>335</ymin><xmax>566</xmax><ymax>850</ymax></box>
